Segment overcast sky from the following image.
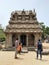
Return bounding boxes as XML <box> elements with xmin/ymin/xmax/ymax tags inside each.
<box><xmin>0</xmin><ymin>0</ymin><xmax>49</xmax><ymax>28</ymax></box>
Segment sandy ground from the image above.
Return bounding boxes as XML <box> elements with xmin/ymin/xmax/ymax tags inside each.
<box><xmin>0</xmin><ymin>51</ymin><xmax>49</xmax><ymax>65</ymax></box>
<box><xmin>0</xmin><ymin>42</ymin><xmax>49</xmax><ymax>65</ymax></box>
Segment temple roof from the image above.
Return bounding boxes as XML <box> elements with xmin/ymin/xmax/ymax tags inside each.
<box><xmin>6</xmin><ymin>24</ymin><xmax>41</xmax><ymax>29</ymax></box>
<box><xmin>11</xmin><ymin>9</ymin><xmax>36</xmax><ymax>16</ymax></box>
<box><xmin>5</xmin><ymin>10</ymin><xmax>42</xmax><ymax>33</ymax></box>
<box><xmin>5</xmin><ymin>28</ymin><xmax>42</xmax><ymax>33</ymax></box>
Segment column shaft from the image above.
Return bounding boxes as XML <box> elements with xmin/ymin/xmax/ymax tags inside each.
<box><xmin>26</xmin><ymin>34</ymin><xmax>28</xmax><ymax>46</ymax></box>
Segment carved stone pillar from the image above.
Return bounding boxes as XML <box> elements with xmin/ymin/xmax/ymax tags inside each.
<box><xmin>18</xmin><ymin>34</ymin><xmax>20</xmax><ymax>42</ymax></box>
<box><xmin>34</xmin><ymin>33</ymin><xmax>40</xmax><ymax>46</ymax></box>
<box><xmin>26</xmin><ymin>34</ymin><xmax>28</xmax><ymax>46</ymax></box>
<box><xmin>5</xmin><ymin>33</ymin><xmax>12</xmax><ymax>48</ymax></box>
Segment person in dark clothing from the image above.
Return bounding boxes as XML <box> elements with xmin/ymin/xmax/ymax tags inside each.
<box><xmin>37</xmin><ymin>39</ymin><xmax>43</xmax><ymax>60</ymax></box>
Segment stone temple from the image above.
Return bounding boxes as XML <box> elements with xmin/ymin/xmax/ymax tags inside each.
<box><xmin>5</xmin><ymin>9</ymin><xmax>42</xmax><ymax>48</ymax></box>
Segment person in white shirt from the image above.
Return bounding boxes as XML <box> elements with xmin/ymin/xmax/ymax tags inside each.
<box><xmin>15</xmin><ymin>38</ymin><xmax>19</xmax><ymax>59</ymax></box>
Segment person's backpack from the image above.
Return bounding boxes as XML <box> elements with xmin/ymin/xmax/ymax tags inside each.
<box><xmin>38</xmin><ymin>41</ymin><xmax>43</xmax><ymax>51</ymax></box>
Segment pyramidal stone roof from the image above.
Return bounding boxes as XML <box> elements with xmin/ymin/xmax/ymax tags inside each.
<box><xmin>5</xmin><ymin>9</ymin><xmax>42</xmax><ymax>33</ymax></box>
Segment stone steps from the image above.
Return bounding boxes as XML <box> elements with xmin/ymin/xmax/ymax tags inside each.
<box><xmin>2</xmin><ymin>47</ymin><xmax>28</xmax><ymax>53</ymax></box>
<box><xmin>2</xmin><ymin>46</ymin><xmax>36</xmax><ymax>52</ymax></box>
<box><xmin>28</xmin><ymin>46</ymin><xmax>35</xmax><ymax>51</ymax></box>
<box><xmin>21</xmin><ymin>47</ymin><xmax>28</xmax><ymax>53</ymax></box>
<box><xmin>2</xmin><ymin>47</ymin><xmax>15</xmax><ymax>51</ymax></box>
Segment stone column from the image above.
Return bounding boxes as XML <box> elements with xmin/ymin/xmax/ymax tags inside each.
<box><xmin>26</xmin><ymin>34</ymin><xmax>28</xmax><ymax>47</ymax></box>
<box><xmin>18</xmin><ymin>34</ymin><xmax>20</xmax><ymax>42</ymax></box>
<box><xmin>34</xmin><ymin>33</ymin><xmax>40</xmax><ymax>46</ymax></box>
<box><xmin>9</xmin><ymin>33</ymin><xmax>12</xmax><ymax>47</ymax></box>
<box><xmin>5</xmin><ymin>34</ymin><xmax>8</xmax><ymax>48</ymax></box>
<box><xmin>5</xmin><ymin>33</ymin><xmax>12</xmax><ymax>48</ymax></box>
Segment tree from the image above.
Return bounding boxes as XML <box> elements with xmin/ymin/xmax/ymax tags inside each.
<box><xmin>40</xmin><ymin>22</ymin><xmax>49</xmax><ymax>40</ymax></box>
<box><xmin>45</xmin><ymin>26</ymin><xmax>49</xmax><ymax>35</ymax></box>
<box><xmin>0</xmin><ymin>24</ymin><xmax>5</xmax><ymax>42</ymax></box>
<box><xmin>39</xmin><ymin>22</ymin><xmax>46</xmax><ymax>40</ymax></box>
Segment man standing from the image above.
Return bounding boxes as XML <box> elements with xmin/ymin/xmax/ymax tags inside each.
<box><xmin>37</xmin><ymin>39</ymin><xmax>43</xmax><ymax>60</ymax></box>
<box><xmin>15</xmin><ymin>38</ymin><xmax>19</xmax><ymax>59</ymax></box>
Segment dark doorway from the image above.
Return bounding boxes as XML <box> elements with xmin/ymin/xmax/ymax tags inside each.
<box><xmin>20</xmin><ymin>35</ymin><xmax>26</xmax><ymax>46</ymax></box>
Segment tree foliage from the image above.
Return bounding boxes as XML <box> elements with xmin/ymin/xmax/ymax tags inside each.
<box><xmin>40</xmin><ymin>22</ymin><xmax>49</xmax><ymax>40</ymax></box>
<box><xmin>0</xmin><ymin>25</ymin><xmax>5</xmax><ymax>42</ymax></box>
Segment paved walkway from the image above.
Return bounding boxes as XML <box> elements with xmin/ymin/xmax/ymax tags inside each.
<box><xmin>0</xmin><ymin>51</ymin><xmax>49</xmax><ymax>65</ymax></box>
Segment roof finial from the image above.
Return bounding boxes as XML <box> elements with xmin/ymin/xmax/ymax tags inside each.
<box><xmin>22</xmin><ymin>9</ymin><xmax>25</xmax><ymax>14</ymax></box>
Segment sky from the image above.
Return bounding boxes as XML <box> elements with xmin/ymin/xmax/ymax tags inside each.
<box><xmin>0</xmin><ymin>0</ymin><xmax>49</xmax><ymax>29</ymax></box>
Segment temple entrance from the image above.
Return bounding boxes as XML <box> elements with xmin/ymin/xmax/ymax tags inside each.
<box><xmin>20</xmin><ymin>35</ymin><xmax>26</xmax><ymax>46</ymax></box>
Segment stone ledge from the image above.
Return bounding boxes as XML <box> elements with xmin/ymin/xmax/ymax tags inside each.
<box><xmin>34</xmin><ymin>49</ymin><xmax>49</xmax><ymax>55</ymax></box>
<box><xmin>42</xmin><ymin>49</ymin><xmax>49</xmax><ymax>55</ymax></box>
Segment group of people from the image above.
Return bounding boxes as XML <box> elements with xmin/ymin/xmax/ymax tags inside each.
<box><xmin>15</xmin><ymin>38</ymin><xmax>43</xmax><ymax>60</ymax></box>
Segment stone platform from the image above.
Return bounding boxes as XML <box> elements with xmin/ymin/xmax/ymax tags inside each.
<box><xmin>35</xmin><ymin>49</ymin><xmax>49</xmax><ymax>55</ymax></box>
